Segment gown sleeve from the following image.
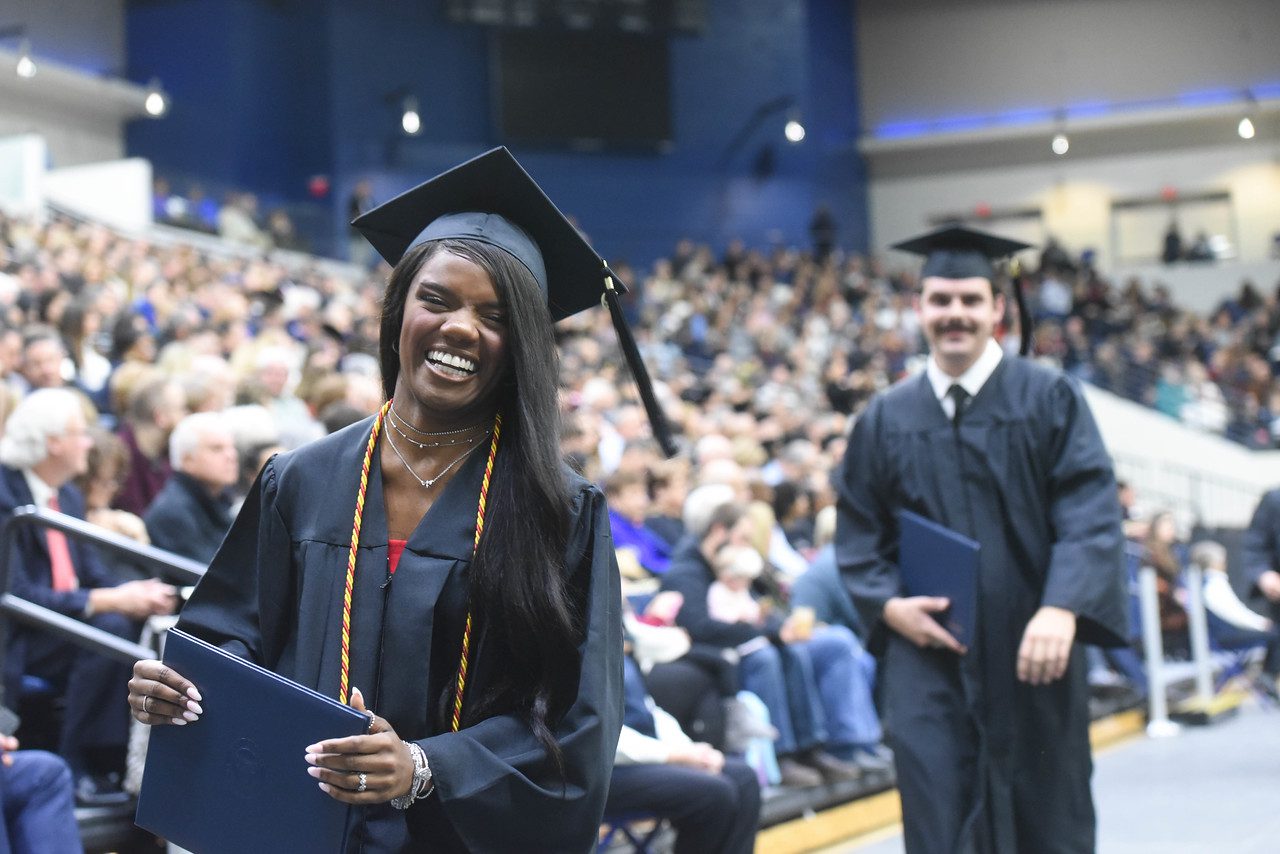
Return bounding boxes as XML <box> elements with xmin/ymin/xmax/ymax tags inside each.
<box><xmin>175</xmin><ymin>458</ymin><xmax>293</xmax><ymax>664</ymax></box>
<box><xmin>414</xmin><ymin>482</ymin><xmax>623</xmax><ymax>854</ymax></box>
<box><xmin>1037</xmin><ymin>377</ymin><xmax>1129</xmax><ymax>647</ymax></box>
<box><xmin>1241</xmin><ymin>490</ymin><xmax>1280</xmax><ymax>591</ymax></box>
<box><xmin>832</xmin><ymin>397</ymin><xmax>902</xmax><ymax>652</ymax></box>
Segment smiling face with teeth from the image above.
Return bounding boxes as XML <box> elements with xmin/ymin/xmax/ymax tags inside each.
<box><xmin>393</xmin><ymin>248</ymin><xmax>510</xmax><ymax>430</ymax></box>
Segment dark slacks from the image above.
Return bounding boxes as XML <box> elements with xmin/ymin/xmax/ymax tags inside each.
<box><xmin>605</xmin><ymin>758</ymin><xmax>760</xmax><ymax>854</ymax></box>
<box><xmin>18</xmin><ymin>612</ymin><xmax>135</xmax><ymax>774</ymax></box>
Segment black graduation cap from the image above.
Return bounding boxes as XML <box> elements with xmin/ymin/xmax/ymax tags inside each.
<box><xmin>352</xmin><ymin>147</ymin><xmax>676</xmax><ymax>455</ymax></box>
<box><xmin>892</xmin><ymin>225</ymin><xmax>1036</xmax><ymax>356</ymax></box>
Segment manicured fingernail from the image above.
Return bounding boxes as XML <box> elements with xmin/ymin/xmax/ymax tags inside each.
<box><xmin>182</xmin><ymin>711</ymin><xmax>198</xmax><ymax>722</ymax></box>
<box><xmin>307</xmin><ymin>767</ymin><xmax>322</xmax><ymax>779</ymax></box>
<box><xmin>318</xmin><ymin>782</ymin><xmax>330</xmax><ymax>793</ymax></box>
<box><xmin>171</xmin><ymin>717</ymin><xmax>187</xmax><ymax>726</ymax></box>
<box><xmin>305</xmin><ymin>753</ymin><xmax>317</xmax><ymax>765</ymax></box>
<box><xmin>186</xmin><ymin>701</ymin><xmax>203</xmax><ymax>715</ymax></box>
<box><xmin>305</xmin><ymin>744</ymin><xmax>320</xmax><ymax>754</ymax></box>
<box><xmin>187</xmin><ymin>687</ymin><xmax>203</xmax><ymax>702</ymax></box>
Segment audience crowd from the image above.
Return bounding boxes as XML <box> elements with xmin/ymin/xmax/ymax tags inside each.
<box><xmin>0</xmin><ymin>206</ymin><xmax>1278</xmax><ymax>848</ymax></box>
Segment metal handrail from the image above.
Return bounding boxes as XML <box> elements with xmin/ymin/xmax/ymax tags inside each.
<box><xmin>0</xmin><ymin>505</ymin><xmax>207</xmax><ymax>705</ymax></box>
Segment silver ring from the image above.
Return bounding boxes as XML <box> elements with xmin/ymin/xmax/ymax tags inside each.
<box><xmin>356</xmin><ymin>772</ymin><xmax>367</xmax><ymax>793</ymax></box>
<box><xmin>143</xmin><ymin>695</ymin><xmax>152</xmax><ymax>715</ymax></box>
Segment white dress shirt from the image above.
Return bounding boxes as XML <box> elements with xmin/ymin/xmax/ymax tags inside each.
<box><xmin>926</xmin><ymin>338</ymin><xmax>1004</xmax><ymax>420</ymax></box>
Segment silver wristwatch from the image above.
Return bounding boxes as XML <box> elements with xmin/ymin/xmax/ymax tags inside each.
<box><xmin>390</xmin><ymin>741</ymin><xmax>433</xmax><ymax>810</ymax></box>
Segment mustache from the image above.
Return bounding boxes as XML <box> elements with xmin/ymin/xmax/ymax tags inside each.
<box><xmin>934</xmin><ymin>322</ymin><xmax>976</xmax><ymax>333</ymax></box>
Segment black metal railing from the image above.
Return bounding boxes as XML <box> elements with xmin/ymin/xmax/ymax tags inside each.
<box><xmin>0</xmin><ymin>505</ymin><xmax>205</xmax><ymax>705</ymax></box>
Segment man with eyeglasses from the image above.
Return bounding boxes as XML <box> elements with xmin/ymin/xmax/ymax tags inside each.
<box><xmin>0</xmin><ymin>388</ymin><xmax>177</xmax><ymax>806</ymax></box>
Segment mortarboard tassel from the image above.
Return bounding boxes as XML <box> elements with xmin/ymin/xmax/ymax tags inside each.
<box><xmin>1008</xmin><ymin>258</ymin><xmax>1032</xmax><ymax>357</ymax></box>
<box><xmin>602</xmin><ymin>266</ymin><xmax>678</xmax><ymax>458</ymax></box>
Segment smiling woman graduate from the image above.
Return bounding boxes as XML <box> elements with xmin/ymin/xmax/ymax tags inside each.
<box><xmin>127</xmin><ymin>148</ymin><xmax>672</xmax><ymax>852</ymax></box>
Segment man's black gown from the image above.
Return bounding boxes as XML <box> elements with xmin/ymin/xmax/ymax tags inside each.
<box><xmin>834</xmin><ymin>357</ymin><xmax>1127</xmax><ymax>854</ymax></box>
<box><xmin>176</xmin><ymin>418</ymin><xmax>623</xmax><ymax>853</ymax></box>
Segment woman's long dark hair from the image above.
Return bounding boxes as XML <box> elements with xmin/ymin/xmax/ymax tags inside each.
<box><xmin>379</xmin><ymin>240</ymin><xmax>579</xmax><ymax>772</ymax></box>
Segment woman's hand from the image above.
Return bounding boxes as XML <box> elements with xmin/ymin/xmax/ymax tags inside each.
<box><xmin>129</xmin><ymin>659</ymin><xmax>203</xmax><ymax>725</ymax></box>
<box><xmin>305</xmin><ymin>688</ymin><xmax>416</xmax><ymax>804</ymax></box>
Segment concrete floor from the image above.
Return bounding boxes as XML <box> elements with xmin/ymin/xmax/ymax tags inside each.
<box><xmin>833</xmin><ymin>699</ymin><xmax>1280</xmax><ymax>853</ymax></box>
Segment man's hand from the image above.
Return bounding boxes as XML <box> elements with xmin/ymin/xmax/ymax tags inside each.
<box><xmin>1017</xmin><ymin>606</ymin><xmax>1076</xmax><ymax>685</ymax></box>
<box><xmin>883</xmin><ymin>596</ymin><xmax>966</xmax><ymax>654</ymax></box>
<box><xmin>779</xmin><ymin>609</ymin><xmax>815</xmax><ymax>644</ymax></box>
<box><xmin>1258</xmin><ymin>570</ymin><xmax>1280</xmax><ymax>602</ymax></box>
<box><xmin>0</xmin><ymin>733</ymin><xmax>17</xmax><ymax>766</ymax></box>
<box><xmin>668</xmin><ymin>742</ymin><xmax>724</xmax><ymax>774</ymax></box>
<box><xmin>89</xmin><ymin>579</ymin><xmax>179</xmax><ymax>620</ymax></box>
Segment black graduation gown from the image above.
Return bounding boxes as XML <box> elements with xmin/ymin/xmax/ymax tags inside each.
<box><xmin>833</xmin><ymin>357</ymin><xmax>1127</xmax><ymax>854</ymax></box>
<box><xmin>176</xmin><ymin>418</ymin><xmax>623</xmax><ymax>853</ymax></box>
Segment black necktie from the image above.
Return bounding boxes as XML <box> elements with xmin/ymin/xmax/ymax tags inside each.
<box><xmin>947</xmin><ymin>384</ymin><xmax>970</xmax><ymax>424</ymax></box>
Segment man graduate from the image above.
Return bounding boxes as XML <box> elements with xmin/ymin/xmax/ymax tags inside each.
<box><xmin>833</xmin><ymin>226</ymin><xmax>1127</xmax><ymax>854</ymax></box>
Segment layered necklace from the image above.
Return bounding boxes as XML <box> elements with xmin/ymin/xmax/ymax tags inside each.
<box><xmin>383</xmin><ymin>407</ymin><xmax>492</xmax><ymax>490</ymax></box>
<box><xmin>385</xmin><ymin>428</ymin><xmax>484</xmax><ymax>490</ymax></box>
<box><xmin>387</xmin><ymin>406</ymin><xmax>490</xmax><ymax>449</ymax></box>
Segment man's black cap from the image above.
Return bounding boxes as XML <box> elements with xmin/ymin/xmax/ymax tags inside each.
<box><xmin>893</xmin><ymin>225</ymin><xmax>1032</xmax><ymax>281</ymax></box>
<box><xmin>351</xmin><ymin>147</ymin><xmax>624</xmax><ymax>322</ymax></box>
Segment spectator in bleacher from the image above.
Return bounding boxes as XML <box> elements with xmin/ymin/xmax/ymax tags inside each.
<box><xmin>0</xmin><ymin>731</ymin><xmax>83</xmax><ymax>854</ymax></box>
<box><xmin>834</xmin><ymin>227</ymin><xmax>1128</xmax><ymax>854</ymax></box>
<box><xmin>1161</xmin><ymin>221</ymin><xmax>1183</xmax><ymax>264</ymax></box>
<box><xmin>662</xmin><ymin>486</ymin><xmax>869</xmax><ymax>788</ymax></box>
<box><xmin>56</xmin><ymin>296</ymin><xmax>110</xmax><ymax>400</ymax></box>
<box><xmin>1240</xmin><ymin>487</ymin><xmax>1280</xmax><ymax>684</ymax></box>
<box><xmin>16</xmin><ymin>326</ymin><xmax>68</xmax><ymax>395</ymax></box>
<box><xmin>0</xmin><ymin>325</ymin><xmax>23</xmax><ymax>397</ymax></box>
<box><xmin>791</xmin><ymin>507</ymin><xmax>865</xmax><ymax>639</ymax></box>
<box><xmin>254</xmin><ymin>345</ymin><xmax>322</xmax><ymax>448</ymax></box>
<box><xmin>607</xmin><ymin>653</ymin><xmax>761</xmax><ymax>854</ymax></box>
<box><xmin>346</xmin><ymin>179</ymin><xmax>376</xmax><ymax>269</ymax></box>
<box><xmin>772</xmin><ymin>480</ymin><xmax>815</xmax><ymax>555</ymax></box>
<box><xmin>1143</xmin><ymin>511</ymin><xmax>1189</xmax><ymax>652</ymax></box>
<box><xmin>0</xmin><ymin>389</ymin><xmax>177</xmax><ymax>806</ymax></box>
<box><xmin>73</xmin><ymin>427</ymin><xmax>151</xmax><ymax>583</ymax></box>
<box><xmin>113</xmin><ymin>376</ymin><xmax>187</xmax><ymax>516</ymax></box>
<box><xmin>266</xmin><ymin>210</ymin><xmax>308</xmax><ymax>253</ymax></box>
<box><xmin>607</xmin><ymin>469</ymin><xmax>671</xmax><ymax>577</ymax></box>
<box><xmin>216</xmin><ymin>192</ymin><xmax>270</xmax><ymax>252</ymax></box>
<box><xmin>1191</xmin><ymin>540</ymin><xmax>1280</xmax><ymax>695</ymax></box>
<box><xmin>143</xmin><ymin>413</ymin><xmax>238</xmax><ymax>564</ymax></box>
<box><xmin>644</xmin><ymin>457</ymin><xmax>689</xmax><ymax>549</ymax></box>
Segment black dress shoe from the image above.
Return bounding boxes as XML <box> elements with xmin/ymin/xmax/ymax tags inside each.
<box><xmin>75</xmin><ymin>772</ymin><xmax>132</xmax><ymax>807</ymax></box>
<box><xmin>776</xmin><ymin>756</ymin><xmax>824</xmax><ymax>788</ymax></box>
<box><xmin>800</xmin><ymin>748</ymin><xmax>862</xmax><ymax>783</ymax></box>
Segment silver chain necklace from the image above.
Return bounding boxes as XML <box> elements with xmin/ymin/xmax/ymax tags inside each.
<box><xmin>386</xmin><ymin>411</ymin><xmax>487</xmax><ymax>449</ymax></box>
<box><xmin>389</xmin><ymin>407</ymin><xmax>487</xmax><ymax>438</ymax></box>
<box><xmin>385</xmin><ymin>428</ymin><xmax>483</xmax><ymax>490</ymax></box>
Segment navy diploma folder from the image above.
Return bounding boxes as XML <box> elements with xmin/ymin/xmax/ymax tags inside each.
<box><xmin>897</xmin><ymin>510</ymin><xmax>980</xmax><ymax>645</ymax></box>
<box><xmin>135</xmin><ymin>628</ymin><xmax>370</xmax><ymax>853</ymax></box>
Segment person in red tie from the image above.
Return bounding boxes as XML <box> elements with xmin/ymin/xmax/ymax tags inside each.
<box><xmin>0</xmin><ymin>388</ymin><xmax>177</xmax><ymax>806</ymax></box>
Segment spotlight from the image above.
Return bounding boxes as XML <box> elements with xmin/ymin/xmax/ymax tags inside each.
<box><xmin>784</xmin><ymin>119</ymin><xmax>805</xmax><ymax>143</ymax></box>
<box><xmin>1238</xmin><ymin>116</ymin><xmax>1256</xmax><ymax>140</ymax></box>
<box><xmin>401</xmin><ymin>96</ymin><xmax>422</xmax><ymax>136</ymax></box>
<box><xmin>15</xmin><ymin>39</ymin><xmax>35</xmax><ymax>79</ymax></box>
<box><xmin>1051</xmin><ymin>133</ymin><xmax>1069</xmax><ymax>155</ymax></box>
<box><xmin>144</xmin><ymin>79</ymin><xmax>169</xmax><ymax>117</ymax></box>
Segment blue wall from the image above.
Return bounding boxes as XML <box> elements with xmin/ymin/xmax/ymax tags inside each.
<box><xmin>126</xmin><ymin>0</ymin><xmax>333</xmax><ymax>199</ymax></box>
<box><xmin>126</xmin><ymin>0</ymin><xmax>867</xmax><ymax>267</ymax></box>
